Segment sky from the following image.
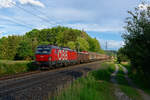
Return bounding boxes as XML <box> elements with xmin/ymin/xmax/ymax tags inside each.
<box><xmin>0</xmin><ymin>0</ymin><xmax>146</xmax><ymax>50</ymax></box>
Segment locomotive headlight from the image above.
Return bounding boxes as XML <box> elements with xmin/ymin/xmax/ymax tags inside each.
<box><xmin>49</xmin><ymin>57</ymin><xmax>51</xmax><ymax>61</ymax></box>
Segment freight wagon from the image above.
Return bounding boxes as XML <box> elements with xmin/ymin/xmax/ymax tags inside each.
<box><xmin>35</xmin><ymin>45</ymin><xmax>109</xmax><ymax>69</ymax></box>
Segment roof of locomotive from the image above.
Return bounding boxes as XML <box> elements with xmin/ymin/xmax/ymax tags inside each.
<box><xmin>78</xmin><ymin>51</ymin><xmax>89</xmax><ymax>54</ymax></box>
<box><xmin>61</xmin><ymin>47</ymin><xmax>76</xmax><ymax>51</ymax></box>
<box><xmin>37</xmin><ymin>45</ymin><xmax>76</xmax><ymax>51</ymax></box>
<box><xmin>37</xmin><ymin>45</ymin><xmax>59</xmax><ymax>49</ymax></box>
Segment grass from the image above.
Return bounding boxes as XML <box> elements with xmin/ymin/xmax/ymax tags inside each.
<box><xmin>121</xmin><ymin>63</ymin><xmax>150</xmax><ymax>95</ymax></box>
<box><xmin>116</xmin><ymin>65</ymin><xmax>143</xmax><ymax>100</ymax></box>
<box><xmin>92</xmin><ymin>62</ymin><xmax>115</xmax><ymax>81</ymax></box>
<box><xmin>52</xmin><ymin>61</ymin><xmax>145</xmax><ymax>100</ymax></box>
<box><xmin>100</xmin><ymin>61</ymin><xmax>116</xmax><ymax>71</ymax></box>
<box><xmin>0</xmin><ymin>60</ymin><xmax>37</xmax><ymax>76</ymax></box>
<box><xmin>53</xmin><ymin>62</ymin><xmax>117</xmax><ymax>100</ymax></box>
<box><xmin>0</xmin><ymin>60</ymin><xmax>31</xmax><ymax>64</ymax></box>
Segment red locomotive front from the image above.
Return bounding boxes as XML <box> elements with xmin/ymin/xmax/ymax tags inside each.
<box><xmin>35</xmin><ymin>45</ymin><xmax>54</xmax><ymax>68</ymax></box>
<box><xmin>35</xmin><ymin>45</ymin><xmax>78</xmax><ymax>69</ymax></box>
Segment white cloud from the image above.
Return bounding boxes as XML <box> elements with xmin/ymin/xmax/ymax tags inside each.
<box><xmin>0</xmin><ymin>0</ymin><xmax>44</xmax><ymax>8</ymax></box>
<box><xmin>97</xmin><ymin>38</ymin><xmax>124</xmax><ymax>50</ymax></box>
<box><xmin>19</xmin><ymin>0</ymin><xmax>45</xmax><ymax>8</ymax></box>
<box><xmin>63</xmin><ymin>23</ymin><xmax>123</xmax><ymax>33</ymax></box>
<box><xmin>49</xmin><ymin>8</ymin><xmax>95</xmax><ymax>22</ymax></box>
<box><xmin>108</xmin><ymin>40</ymin><xmax>124</xmax><ymax>49</ymax></box>
<box><xmin>138</xmin><ymin>4</ymin><xmax>150</xmax><ymax>10</ymax></box>
<box><xmin>0</xmin><ymin>0</ymin><xmax>15</xmax><ymax>8</ymax></box>
<box><xmin>0</xmin><ymin>31</ymin><xmax>3</xmax><ymax>34</ymax></box>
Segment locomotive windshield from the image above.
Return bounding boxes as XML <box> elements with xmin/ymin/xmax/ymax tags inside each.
<box><xmin>36</xmin><ymin>47</ymin><xmax>51</xmax><ymax>54</ymax></box>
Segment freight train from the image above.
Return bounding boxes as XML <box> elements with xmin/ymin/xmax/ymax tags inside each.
<box><xmin>35</xmin><ymin>45</ymin><xmax>109</xmax><ymax>69</ymax></box>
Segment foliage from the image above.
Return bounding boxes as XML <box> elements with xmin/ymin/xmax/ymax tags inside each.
<box><xmin>76</xmin><ymin>37</ymin><xmax>89</xmax><ymax>51</ymax></box>
<box><xmin>54</xmin><ymin>63</ymin><xmax>116</xmax><ymax>100</ymax></box>
<box><xmin>121</xmin><ymin>63</ymin><xmax>150</xmax><ymax>95</ymax></box>
<box><xmin>122</xmin><ymin>4</ymin><xmax>150</xmax><ymax>77</ymax></box>
<box><xmin>0</xmin><ymin>61</ymin><xmax>37</xmax><ymax>76</ymax></box>
<box><xmin>54</xmin><ymin>61</ymin><xmax>143</xmax><ymax>100</ymax></box>
<box><xmin>0</xmin><ymin>36</ymin><xmax>22</xmax><ymax>60</ymax></box>
<box><xmin>88</xmin><ymin>37</ymin><xmax>102</xmax><ymax>52</ymax></box>
<box><xmin>0</xmin><ymin>26</ymin><xmax>104</xmax><ymax>60</ymax></box>
<box><xmin>66</xmin><ymin>41</ymin><xmax>76</xmax><ymax>50</ymax></box>
<box><xmin>54</xmin><ymin>77</ymin><xmax>116</xmax><ymax>100</ymax></box>
<box><xmin>117</xmin><ymin>47</ymin><xmax>129</xmax><ymax>63</ymax></box>
<box><xmin>56</xmin><ymin>27</ymin><xmax>81</xmax><ymax>47</ymax></box>
<box><xmin>15</xmin><ymin>40</ymin><xmax>33</xmax><ymax>60</ymax></box>
<box><xmin>116</xmin><ymin>65</ymin><xmax>142</xmax><ymax>100</ymax></box>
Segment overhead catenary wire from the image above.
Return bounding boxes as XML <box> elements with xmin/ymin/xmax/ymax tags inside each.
<box><xmin>9</xmin><ymin>17</ymin><xmax>37</xmax><ymax>29</ymax></box>
<box><xmin>30</xmin><ymin>4</ymin><xmax>63</xmax><ymax>26</ymax></box>
<box><xmin>11</xmin><ymin>2</ymin><xmax>57</xmax><ymax>27</ymax></box>
<box><xmin>29</xmin><ymin>4</ymin><xmax>62</xmax><ymax>25</ymax></box>
<box><xmin>1</xmin><ymin>0</ymin><xmax>63</xmax><ymax>36</ymax></box>
<box><xmin>29</xmin><ymin>4</ymin><xmax>54</xmax><ymax>22</ymax></box>
<box><xmin>29</xmin><ymin>4</ymin><xmax>63</xmax><ymax>25</ymax></box>
<box><xmin>0</xmin><ymin>0</ymin><xmax>54</xmax><ymax>37</ymax></box>
<box><xmin>0</xmin><ymin>17</ymin><xmax>34</xmax><ymax>37</ymax></box>
<box><xmin>2</xmin><ymin>17</ymin><xmax>33</xmax><ymax>29</ymax></box>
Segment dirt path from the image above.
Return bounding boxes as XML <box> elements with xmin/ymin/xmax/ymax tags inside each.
<box><xmin>111</xmin><ymin>64</ymin><xmax>132</xmax><ymax>100</ymax></box>
<box><xmin>120</xmin><ymin>65</ymin><xmax>150</xmax><ymax>100</ymax></box>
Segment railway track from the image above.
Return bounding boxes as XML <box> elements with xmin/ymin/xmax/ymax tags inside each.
<box><xmin>0</xmin><ymin>60</ymin><xmax>105</xmax><ymax>100</ymax></box>
<box><xmin>0</xmin><ymin>60</ymin><xmax>102</xmax><ymax>81</ymax></box>
<box><xmin>0</xmin><ymin>71</ymin><xmax>40</xmax><ymax>81</ymax></box>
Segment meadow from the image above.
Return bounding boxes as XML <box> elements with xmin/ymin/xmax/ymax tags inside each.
<box><xmin>0</xmin><ymin>60</ymin><xmax>37</xmax><ymax>76</ymax></box>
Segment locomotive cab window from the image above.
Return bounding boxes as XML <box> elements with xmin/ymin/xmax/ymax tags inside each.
<box><xmin>36</xmin><ymin>47</ymin><xmax>51</xmax><ymax>54</ymax></box>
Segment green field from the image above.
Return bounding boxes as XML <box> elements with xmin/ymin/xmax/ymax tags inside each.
<box><xmin>0</xmin><ymin>60</ymin><xmax>37</xmax><ymax>76</ymax></box>
<box><xmin>0</xmin><ymin>60</ymin><xmax>31</xmax><ymax>64</ymax></box>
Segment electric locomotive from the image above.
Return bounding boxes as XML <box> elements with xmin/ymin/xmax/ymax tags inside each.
<box><xmin>35</xmin><ymin>45</ymin><xmax>109</xmax><ymax>69</ymax></box>
<box><xmin>35</xmin><ymin>45</ymin><xmax>77</xmax><ymax>69</ymax></box>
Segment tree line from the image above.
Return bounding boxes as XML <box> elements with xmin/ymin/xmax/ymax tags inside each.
<box><xmin>0</xmin><ymin>26</ymin><xmax>104</xmax><ymax>60</ymax></box>
<box><xmin>117</xmin><ymin>3</ymin><xmax>150</xmax><ymax>79</ymax></box>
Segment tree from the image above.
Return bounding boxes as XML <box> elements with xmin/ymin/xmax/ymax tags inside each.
<box><xmin>0</xmin><ymin>36</ymin><xmax>22</xmax><ymax>60</ymax></box>
<box><xmin>56</xmin><ymin>27</ymin><xmax>81</xmax><ymax>47</ymax></box>
<box><xmin>7</xmin><ymin>36</ymin><xmax>22</xmax><ymax>60</ymax></box>
<box><xmin>0</xmin><ymin>37</ymin><xmax>9</xmax><ymax>59</ymax></box>
<box><xmin>67</xmin><ymin>41</ymin><xmax>76</xmax><ymax>50</ymax></box>
<box><xmin>117</xmin><ymin>47</ymin><xmax>128</xmax><ymax>63</ymax></box>
<box><xmin>15</xmin><ymin>41</ymin><xmax>32</xmax><ymax>60</ymax></box>
<box><xmin>123</xmin><ymin>3</ymin><xmax>150</xmax><ymax>76</ymax></box>
<box><xmin>88</xmin><ymin>37</ymin><xmax>102</xmax><ymax>52</ymax></box>
<box><xmin>76</xmin><ymin>37</ymin><xmax>89</xmax><ymax>51</ymax></box>
<box><xmin>39</xmin><ymin>41</ymin><xmax>50</xmax><ymax>45</ymax></box>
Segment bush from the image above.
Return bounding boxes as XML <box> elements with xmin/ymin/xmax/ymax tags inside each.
<box><xmin>0</xmin><ymin>61</ymin><xmax>38</xmax><ymax>76</ymax></box>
